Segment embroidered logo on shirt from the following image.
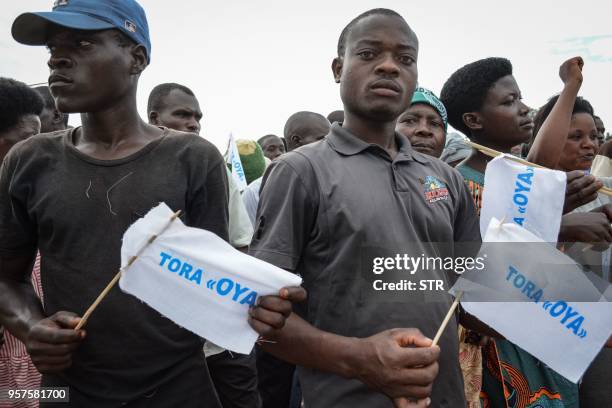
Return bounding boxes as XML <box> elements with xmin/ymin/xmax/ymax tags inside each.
<box><xmin>53</xmin><ymin>0</ymin><xmax>69</xmax><ymax>7</ymax></box>
<box><xmin>422</xmin><ymin>175</ymin><xmax>449</xmax><ymax>203</ymax></box>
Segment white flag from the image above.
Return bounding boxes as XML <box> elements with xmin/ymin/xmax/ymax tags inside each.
<box><xmin>119</xmin><ymin>203</ymin><xmax>302</xmax><ymax>354</ymax></box>
<box><xmin>227</xmin><ymin>133</ymin><xmax>248</xmax><ymax>192</ymax></box>
<box><xmin>451</xmin><ymin>218</ymin><xmax>612</xmax><ymax>383</ymax></box>
<box><xmin>480</xmin><ymin>155</ymin><xmax>566</xmax><ymax>243</ymax></box>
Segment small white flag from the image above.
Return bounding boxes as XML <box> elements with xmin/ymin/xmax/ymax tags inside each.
<box><xmin>119</xmin><ymin>203</ymin><xmax>302</xmax><ymax>354</ymax></box>
<box><xmin>451</xmin><ymin>218</ymin><xmax>612</xmax><ymax>383</ymax></box>
<box><xmin>480</xmin><ymin>155</ymin><xmax>566</xmax><ymax>243</ymax></box>
<box><xmin>227</xmin><ymin>133</ymin><xmax>248</xmax><ymax>192</ymax></box>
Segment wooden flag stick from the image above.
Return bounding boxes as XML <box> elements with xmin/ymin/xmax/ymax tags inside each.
<box><xmin>75</xmin><ymin>209</ymin><xmax>182</xmax><ymax>330</ymax></box>
<box><xmin>431</xmin><ymin>218</ymin><xmax>508</xmax><ymax>346</ymax></box>
<box><xmin>432</xmin><ymin>291</ymin><xmax>463</xmax><ymax>347</ymax></box>
<box><xmin>468</xmin><ymin>141</ymin><xmax>547</xmax><ymax>169</ymax></box>
<box><xmin>467</xmin><ymin>141</ymin><xmax>612</xmax><ymax>197</ymax></box>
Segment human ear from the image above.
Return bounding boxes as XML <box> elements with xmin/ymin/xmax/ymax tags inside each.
<box><xmin>332</xmin><ymin>57</ymin><xmax>343</xmax><ymax>83</ymax></box>
<box><xmin>463</xmin><ymin>112</ymin><xmax>483</xmax><ymax>131</ymax></box>
<box><xmin>149</xmin><ymin>111</ymin><xmax>160</xmax><ymax>126</ymax></box>
<box><xmin>129</xmin><ymin>44</ymin><xmax>148</xmax><ymax>75</ymax></box>
<box><xmin>290</xmin><ymin>134</ymin><xmax>300</xmax><ymax>146</ymax></box>
<box><xmin>52</xmin><ymin>109</ymin><xmax>62</xmax><ymax>124</ymax></box>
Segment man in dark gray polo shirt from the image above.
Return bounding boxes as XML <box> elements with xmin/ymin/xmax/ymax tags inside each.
<box><xmin>248</xmin><ymin>8</ymin><xmax>480</xmax><ymax>408</ymax></box>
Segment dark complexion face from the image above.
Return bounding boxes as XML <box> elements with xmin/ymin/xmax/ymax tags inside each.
<box><xmin>465</xmin><ymin>75</ymin><xmax>533</xmax><ymax>149</ymax></box>
<box><xmin>333</xmin><ymin>15</ymin><xmax>418</xmax><ymax>123</ymax></box>
<box><xmin>557</xmin><ymin>113</ymin><xmax>598</xmax><ymax>171</ymax></box>
<box><xmin>150</xmin><ymin>89</ymin><xmax>203</xmax><ymax>135</ymax></box>
<box><xmin>291</xmin><ymin>121</ymin><xmax>330</xmax><ymax>149</ymax></box>
<box><xmin>46</xmin><ymin>28</ymin><xmax>144</xmax><ymax>113</ymax></box>
<box><xmin>0</xmin><ymin>114</ymin><xmax>41</xmax><ymax>161</ymax></box>
<box><xmin>261</xmin><ymin>136</ymin><xmax>286</xmax><ymax>160</ymax></box>
<box><xmin>37</xmin><ymin>106</ymin><xmax>55</xmax><ymax>133</ymax></box>
<box><xmin>38</xmin><ymin>105</ymin><xmax>64</xmax><ymax>133</ymax></box>
<box><xmin>594</xmin><ymin>117</ymin><xmax>605</xmax><ymax>147</ymax></box>
<box><xmin>594</xmin><ymin>117</ymin><xmax>605</xmax><ymax>137</ymax></box>
<box><xmin>296</xmin><ymin>126</ymin><xmax>328</xmax><ymax>147</ymax></box>
<box><xmin>396</xmin><ymin>104</ymin><xmax>446</xmax><ymax>158</ymax></box>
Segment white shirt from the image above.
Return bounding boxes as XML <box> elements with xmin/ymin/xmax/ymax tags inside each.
<box><xmin>242</xmin><ymin>177</ymin><xmax>263</xmax><ymax>228</ymax></box>
<box><xmin>227</xmin><ymin>168</ymin><xmax>254</xmax><ymax>247</ymax></box>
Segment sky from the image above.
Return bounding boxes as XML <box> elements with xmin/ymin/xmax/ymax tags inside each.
<box><xmin>1</xmin><ymin>0</ymin><xmax>611</xmax><ymax>152</ymax></box>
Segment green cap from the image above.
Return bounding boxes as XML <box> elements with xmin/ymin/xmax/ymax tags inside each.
<box><xmin>236</xmin><ymin>139</ymin><xmax>266</xmax><ymax>185</ymax></box>
<box><xmin>411</xmin><ymin>87</ymin><xmax>448</xmax><ymax>131</ymax></box>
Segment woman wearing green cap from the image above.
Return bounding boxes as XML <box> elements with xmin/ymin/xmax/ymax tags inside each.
<box><xmin>396</xmin><ymin>88</ymin><xmax>485</xmax><ymax>407</ymax></box>
<box><xmin>396</xmin><ymin>87</ymin><xmax>448</xmax><ymax>159</ymax></box>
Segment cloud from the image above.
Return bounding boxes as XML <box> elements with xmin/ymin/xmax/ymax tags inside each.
<box><xmin>551</xmin><ymin>35</ymin><xmax>612</xmax><ymax>62</ymax></box>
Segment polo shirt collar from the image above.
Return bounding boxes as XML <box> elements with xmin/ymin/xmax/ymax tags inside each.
<box><xmin>327</xmin><ymin>122</ymin><xmax>428</xmax><ymax>164</ymax></box>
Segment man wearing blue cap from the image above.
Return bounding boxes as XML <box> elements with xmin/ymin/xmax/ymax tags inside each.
<box><xmin>0</xmin><ymin>0</ymin><xmax>303</xmax><ymax>406</ymax></box>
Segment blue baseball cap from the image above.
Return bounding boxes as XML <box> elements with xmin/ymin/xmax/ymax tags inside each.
<box><xmin>11</xmin><ymin>0</ymin><xmax>151</xmax><ymax>62</ymax></box>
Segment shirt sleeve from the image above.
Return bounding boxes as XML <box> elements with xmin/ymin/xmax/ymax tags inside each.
<box><xmin>0</xmin><ymin>148</ymin><xmax>37</xmax><ymax>256</ymax></box>
<box><xmin>241</xmin><ymin>179</ymin><xmax>261</xmax><ymax>228</ymax></box>
<box><xmin>249</xmin><ymin>157</ymin><xmax>317</xmax><ymax>272</ymax></box>
<box><xmin>186</xmin><ymin>146</ymin><xmax>229</xmax><ymax>243</ymax></box>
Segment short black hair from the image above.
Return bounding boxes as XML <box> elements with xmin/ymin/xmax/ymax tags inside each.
<box><xmin>257</xmin><ymin>134</ymin><xmax>280</xmax><ymax>146</ymax></box>
<box><xmin>284</xmin><ymin>110</ymin><xmax>327</xmax><ymax>138</ymax></box>
<box><xmin>327</xmin><ymin>110</ymin><xmax>344</xmax><ymax>124</ymax></box>
<box><xmin>147</xmin><ymin>83</ymin><xmax>196</xmax><ymax>114</ymax></box>
<box><xmin>0</xmin><ymin>77</ymin><xmax>44</xmax><ymax>134</ymax></box>
<box><xmin>33</xmin><ymin>85</ymin><xmax>69</xmax><ymax>127</ymax></box>
<box><xmin>532</xmin><ymin>95</ymin><xmax>594</xmax><ymax>139</ymax></box>
<box><xmin>440</xmin><ymin>57</ymin><xmax>513</xmax><ymax>136</ymax></box>
<box><xmin>337</xmin><ymin>8</ymin><xmax>406</xmax><ymax>57</ymax></box>
<box><xmin>284</xmin><ymin>111</ymin><xmax>330</xmax><ymax>151</ymax></box>
<box><xmin>284</xmin><ymin>111</ymin><xmax>326</xmax><ymax>137</ymax></box>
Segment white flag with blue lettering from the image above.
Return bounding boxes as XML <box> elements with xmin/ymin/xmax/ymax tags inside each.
<box><xmin>451</xmin><ymin>218</ymin><xmax>612</xmax><ymax>383</ymax></box>
<box><xmin>480</xmin><ymin>155</ymin><xmax>566</xmax><ymax>243</ymax></box>
<box><xmin>227</xmin><ymin>133</ymin><xmax>248</xmax><ymax>192</ymax></box>
<box><xmin>119</xmin><ymin>203</ymin><xmax>302</xmax><ymax>354</ymax></box>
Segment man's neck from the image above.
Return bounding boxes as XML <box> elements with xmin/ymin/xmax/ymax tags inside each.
<box><xmin>343</xmin><ymin>113</ymin><xmax>398</xmax><ymax>158</ymax></box>
<box><xmin>75</xmin><ymin>94</ymin><xmax>162</xmax><ymax>160</ymax></box>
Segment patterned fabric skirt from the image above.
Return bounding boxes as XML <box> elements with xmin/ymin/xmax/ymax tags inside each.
<box><xmin>480</xmin><ymin>339</ymin><xmax>579</xmax><ymax>408</ymax></box>
<box><xmin>0</xmin><ymin>256</ymin><xmax>43</xmax><ymax>408</ymax></box>
<box><xmin>459</xmin><ymin>326</ymin><xmax>483</xmax><ymax>408</ymax></box>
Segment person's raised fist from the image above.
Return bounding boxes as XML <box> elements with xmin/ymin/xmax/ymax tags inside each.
<box><xmin>559</xmin><ymin>56</ymin><xmax>584</xmax><ymax>87</ymax></box>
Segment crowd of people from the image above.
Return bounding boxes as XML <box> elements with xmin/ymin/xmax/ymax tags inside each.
<box><xmin>0</xmin><ymin>1</ymin><xmax>610</xmax><ymax>408</ymax></box>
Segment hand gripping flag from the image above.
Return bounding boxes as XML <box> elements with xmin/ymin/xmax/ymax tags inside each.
<box><xmin>119</xmin><ymin>203</ymin><xmax>302</xmax><ymax>354</ymax></box>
